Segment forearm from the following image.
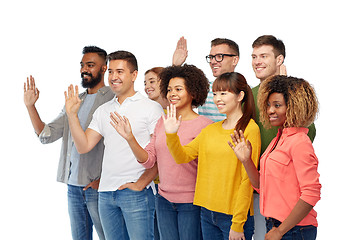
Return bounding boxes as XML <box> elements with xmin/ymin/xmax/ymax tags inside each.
<box><xmin>242</xmin><ymin>159</ymin><xmax>260</xmax><ymax>189</ymax></box>
<box><xmin>277</xmin><ymin>199</ymin><xmax>314</xmax><ymax>236</ymax></box>
<box><xmin>26</xmin><ymin>105</ymin><xmax>45</xmax><ymax>135</ymax></box>
<box><xmin>67</xmin><ymin>114</ymin><xmax>90</xmax><ymax>153</ymax></box>
<box><xmin>134</xmin><ymin>164</ymin><xmax>158</xmax><ymax>189</ymax></box>
<box><xmin>126</xmin><ymin>135</ymin><xmax>149</xmax><ymax>163</ymax></box>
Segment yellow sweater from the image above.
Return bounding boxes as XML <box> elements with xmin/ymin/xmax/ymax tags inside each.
<box><xmin>166</xmin><ymin>119</ymin><xmax>261</xmax><ymax>232</ymax></box>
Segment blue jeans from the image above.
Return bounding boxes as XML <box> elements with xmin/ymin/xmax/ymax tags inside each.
<box><xmin>266</xmin><ymin>217</ymin><xmax>317</xmax><ymax>240</ymax></box>
<box><xmin>155</xmin><ymin>194</ymin><xmax>201</xmax><ymax>240</ymax></box>
<box><xmin>67</xmin><ymin>184</ymin><xmax>105</xmax><ymax>240</ymax></box>
<box><xmin>98</xmin><ymin>187</ymin><xmax>155</xmax><ymax>240</ymax></box>
<box><xmin>200</xmin><ymin>207</ymin><xmax>253</xmax><ymax>240</ymax></box>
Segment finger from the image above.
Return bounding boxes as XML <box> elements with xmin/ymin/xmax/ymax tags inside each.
<box><xmin>166</xmin><ymin>105</ymin><xmax>170</xmax><ymax>119</ymax></box>
<box><xmin>228</xmin><ymin>141</ymin><xmax>235</xmax><ymax>150</ymax></box>
<box><xmin>26</xmin><ymin>77</ymin><xmax>30</xmax><ymax>91</ymax></box>
<box><xmin>233</xmin><ymin>130</ymin><xmax>240</xmax><ymax>143</ymax></box>
<box><xmin>118</xmin><ymin>183</ymin><xmax>129</xmax><ymax>190</ymax></box>
<box><xmin>110</xmin><ymin>113</ymin><xmax>118</xmax><ymax>124</ymax></box>
<box><xmin>83</xmin><ymin>184</ymin><xmax>91</xmax><ymax>191</ymax></box>
<box><xmin>239</xmin><ymin>130</ymin><xmax>246</xmax><ymax>142</ymax></box>
<box><xmin>31</xmin><ymin>75</ymin><xmax>36</xmax><ymax>91</ymax></box>
<box><xmin>64</xmin><ymin>91</ymin><xmax>68</xmax><ymax>101</ymax></box>
<box><xmin>75</xmin><ymin>85</ymin><xmax>79</xmax><ymax>97</ymax></box>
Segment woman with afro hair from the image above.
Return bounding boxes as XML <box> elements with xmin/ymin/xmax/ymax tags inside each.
<box><xmin>110</xmin><ymin>64</ymin><xmax>213</xmax><ymax>240</ymax></box>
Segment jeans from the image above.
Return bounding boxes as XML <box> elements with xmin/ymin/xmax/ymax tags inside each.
<box><xmin>266</xmin><ymin>217</ymin><xmax>317</xmax><ymax>240</ymax></box>
<box><xmin>98</xmin><ymin>187</ymin><xmax>155</xmax><ymax>240</ymax></box>
<box><xmin>200</xmin><ymin>207</ymin><xmax>253</xmax><ymax>240</ymax></box>
<box><xmin>155</xmin><ymin>194</ymin><xmax>201</xmax><ymax>240</ymax></box>
<box><xmin>67</xmin><ymin>184</ymin><xmax>105</xmax><ymax>240</ymax></box>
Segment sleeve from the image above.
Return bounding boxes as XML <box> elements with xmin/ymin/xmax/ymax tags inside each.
<box><xmin>231</xmin><ymin>123</ymin><xmax>261</xmax><ymax>232</ymax></box>
<box><xmin>38</xmin><ymin>107</ymin><xmax>66</xmax><ymax>144</ymax></box>
<box><xmin>147</xmin><ymin>103</ymin><xmax>164</xmax><ymax>135</ymax></box>
<box><xmin>292</xmin><ymin>139</ymin><xmax>321</xmax><ymax>207</ymax></box>
<box><xmin>141</xmin><ymin>119</ymin><xmax>161</xmax><ymax>169</ymax></box>
<box><xmin>165</xmin><ymin>131</ymin><xmax>200</xmax><ymax>164</ymax></box>
<box><xmin>87</xmin><ymin>107</ymin><xmax>102</xmax><ymax>135</ymax></box>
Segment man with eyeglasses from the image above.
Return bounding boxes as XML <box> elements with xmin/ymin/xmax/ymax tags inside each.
<box><xmin>173</xmin><ymin>37</ymin><xmax>239</xmax><ymax>122</ymax></box>
<box><xmin>172</xmin><ymin>37</ymin><xmax>254</xmax><ymax>240</ymax></box>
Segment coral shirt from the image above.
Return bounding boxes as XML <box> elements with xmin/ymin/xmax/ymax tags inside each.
<box><xmin>257</xmin><ymin>127</ymin><xmax>321</xmax><ymax>227</ymax></box>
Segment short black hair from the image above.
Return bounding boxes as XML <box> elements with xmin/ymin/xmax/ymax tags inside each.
<box><xmin>82</xmin><ymin>46</ymin><xmax>107</xmax><ymax>64</ymax></box>
<box><xmin>107</xmin><ymin>50</ymin><xmax>138</xmax><ymax>72</ymax></box>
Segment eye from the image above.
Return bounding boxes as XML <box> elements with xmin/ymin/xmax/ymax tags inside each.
<box><xmin>221</xmin><ymin>92</ymin><xmax>227</xmax><ymax>95</ymax></box>
<box><xmin>88</xmin><ymin>64</ymin><xmax>94</xmax><ymax>68</ymax></box>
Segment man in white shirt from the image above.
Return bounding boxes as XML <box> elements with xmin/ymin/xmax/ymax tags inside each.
<box><xmin>65</xmin><ymin>50</ymin><xmax>164</xmax><ymax>240</ymax></box>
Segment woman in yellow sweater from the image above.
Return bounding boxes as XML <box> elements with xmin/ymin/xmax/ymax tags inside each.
<box><xmin>163</xmin><ymin>72</ymin><xmax>261</xmax><ymax>240</ymax></box>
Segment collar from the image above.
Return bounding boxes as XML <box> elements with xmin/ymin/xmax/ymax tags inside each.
<box><xmin>112</xmin><ymin>91</ymin><xmax>143</xmax><ymax>104</ymax></box>
<box><xmin>278</xmin><ymin>127</ymin><xmax>309</xmax><ymax>139</ymax></box>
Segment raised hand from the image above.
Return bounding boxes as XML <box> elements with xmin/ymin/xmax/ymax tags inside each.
<box><xmin>279</xmin><ymin>64</ymin><xmax>287</xmax><ymax>76</ymax></box>
<box><xmin>64</xmin><ymin>85</ymin><xmax>82</xmax><ymax>116</ymax></box>
<box><xmin>228</xmin><ymin>130</ymin><xmax>252</xmax><ymax>163</ymax></box>
<box><xmin>172</xmin><ymin>36</ymin><xmax>188</xmax><ymax>66</ymax></box>
<box><xmin>110</xmin><ymin>112</ymin><xmax>133</xmax><ymax>140</ymax></box>
<box><xmin>162</xmin><ymin>104</ymin><xmax>181</xmax><ymax>134</ymax></box>
<box><xmin>24</xmin><ymin>75</ymin><xmax>40</xmax><ymax>107</ymax></box>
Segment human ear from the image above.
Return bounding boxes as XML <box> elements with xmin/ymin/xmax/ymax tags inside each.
<box><xmin>276</xmin><ymin>55</ymin><xmax>284</xmax><ymax>66</ymax></box>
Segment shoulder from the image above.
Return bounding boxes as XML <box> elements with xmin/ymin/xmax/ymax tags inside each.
<box><xmin>196</xmin><ymin>115</ymin><xmax>215</xmax><ymax>125</ymax></box>
<box><xmin>245</xmin><ymin>119</ymin><xmax>260</xmax><ymax>132</ymax></box>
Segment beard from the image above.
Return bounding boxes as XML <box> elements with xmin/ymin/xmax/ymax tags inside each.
<box><xmin>81</xmin><ymin>71</ymin><xmax>103</xmax><ymax>89</ymax></box>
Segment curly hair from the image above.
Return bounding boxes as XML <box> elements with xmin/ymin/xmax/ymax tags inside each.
<box><xmin>159</xmin><ymin>64</ymin><xmax>209</xmax><ymax>107</ymax></box>
<box><xmin>258</xmin><ymin>75</ymin><xmax>318</xmax><ymax>129</ymax></box>
<box><xmin>212</xmin><ymin>72</ymin><xmax>255</xmax><ymax>132</ymax></box>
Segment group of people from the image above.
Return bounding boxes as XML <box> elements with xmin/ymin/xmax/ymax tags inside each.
<box><xmin>23</xmin><ymin>35</ymin><xmax>321</xmax><ymax>240</ymax></box>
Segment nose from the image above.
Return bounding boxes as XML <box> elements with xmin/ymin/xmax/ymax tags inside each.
<box><xmin>81</xmin><ymin>64</ymin><xmax>88</xmax><ymax>73</ymax></box>
<box><xmin>267</xmin><ymin>105</ymin><xmax>275</xmax><ymax>114</ymax></box>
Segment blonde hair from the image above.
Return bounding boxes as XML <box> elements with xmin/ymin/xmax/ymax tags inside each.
<box><xmin>258</xmin><ymin>75</ymin><xmax>318</xmax><ymax>129</ymax></box>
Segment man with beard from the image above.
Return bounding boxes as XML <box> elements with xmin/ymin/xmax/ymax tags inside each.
<box><xmin>24</xmin><ymin>46</ymin><xmax>111</xmax><ymax>239</ymax></box>
<box><xmin>24</xmin><ymin>46</ymin><xmax>159</xmax><ymax>240</ymax></box>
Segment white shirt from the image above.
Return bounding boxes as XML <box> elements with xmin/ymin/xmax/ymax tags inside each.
<box><xmin>88</xmin><ymin>91</ymin><xmax>164</xmax><ymax>192</ymax></box>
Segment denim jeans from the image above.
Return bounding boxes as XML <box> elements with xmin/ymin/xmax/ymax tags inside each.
<box><xmin>200</xmin><ymin>207</ymin><xmax>253</xmax><ymax>240</ymax></box>
<box><xmin>155</xmin><ymin>194</ymin><xmax>201</xmax><ymax>240</ymax></box>
<box><xmin>266</xmin><ymin>217</ymin><xmax>317</xmax><ymax>240</ymax></box>
<box><xmin>67</xmin><ymin>184</ymin><xmax>105</xmax><ymax>240</ymax></box>
<box><xmin>98</xmin><ymin>187</ymin><xmax>155</xmax><ymax>240</ymax></box>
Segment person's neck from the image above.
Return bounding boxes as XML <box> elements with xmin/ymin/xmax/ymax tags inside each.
<box><xmin>156</xmin><ymin>96</ymin><xmax>169</xmax><ymax>110</ymax></box>
<box><xmin>87</xmin><ymin>81</ymin><xmax>105</xmax><ymax>94</ymax></box>
<box><xmin>223</xmin><ymin>108</ymin><xmax>243</xmax><ymax>130</ymax></box>
<box><xmin>117</xmin><ymin>89</ymin><xmax>136</xmax><ymax>104</ymax></box>
<box><xmin>176</xmin><ymin>105</ymin><xmax>198</xmax><ymax>121</ymax></box>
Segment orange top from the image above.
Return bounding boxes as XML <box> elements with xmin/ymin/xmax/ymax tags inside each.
<box><xmin>256</xmin><ymin>127</ymin><xmax>321</xmax><ymax>227</ymax></box>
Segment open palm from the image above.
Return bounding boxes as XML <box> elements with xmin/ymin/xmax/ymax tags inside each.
<box><xmin>110</xmin><ymin>112</ymin><xmax>133</xmax><ymax>140</ymax></box>
<box><xmin>64</xmin><ymin>85</ymin><xmax>82</xmax><ymax>116</ymax></box>
<box><xmin>228</xmin><ymin>130</ymin><xmax>252</xmax><ymax>163</ymax></box>
<box><xmin>162</xmin><ymin>104</ymin><xmax>181</xmax><ymax>134</ymax></box>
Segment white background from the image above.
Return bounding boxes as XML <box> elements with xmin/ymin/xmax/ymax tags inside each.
<box><xmin>1</xmin><ymin>0</ymin><xmax>350</xmax><ymax>239</ymax></box>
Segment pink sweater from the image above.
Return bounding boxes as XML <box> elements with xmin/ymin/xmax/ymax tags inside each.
<box><xmin>142</xmin><ymin>115</ymin><xmax>213</xmax><ymax>203</ymax></box>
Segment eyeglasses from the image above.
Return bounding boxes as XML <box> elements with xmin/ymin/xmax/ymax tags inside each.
<box><xmin>205</xmin><ymin>54</ymin><xmax>237</xmax><ymax>63</ymax></box>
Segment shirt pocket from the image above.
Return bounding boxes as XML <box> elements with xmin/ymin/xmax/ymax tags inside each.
<box><xmin>266</xmin><ymin>150</ymin><xmax>291</xmax><ymax>181</ymax></box>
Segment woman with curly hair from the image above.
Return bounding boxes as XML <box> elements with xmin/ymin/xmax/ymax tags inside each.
<box><xmin>163</xmin><ymin>72</ymin><xmax>261</xmax><ymax>240</ymax></box>
<box><xmin>110</xmin><ymin>64</ymin><xmax>213</xmax><ymax>240</ymax></box>
<box><xmin>229</xmin><ymin>75</ymin><xmax>321</xmax><ymax>240</ymax></box>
